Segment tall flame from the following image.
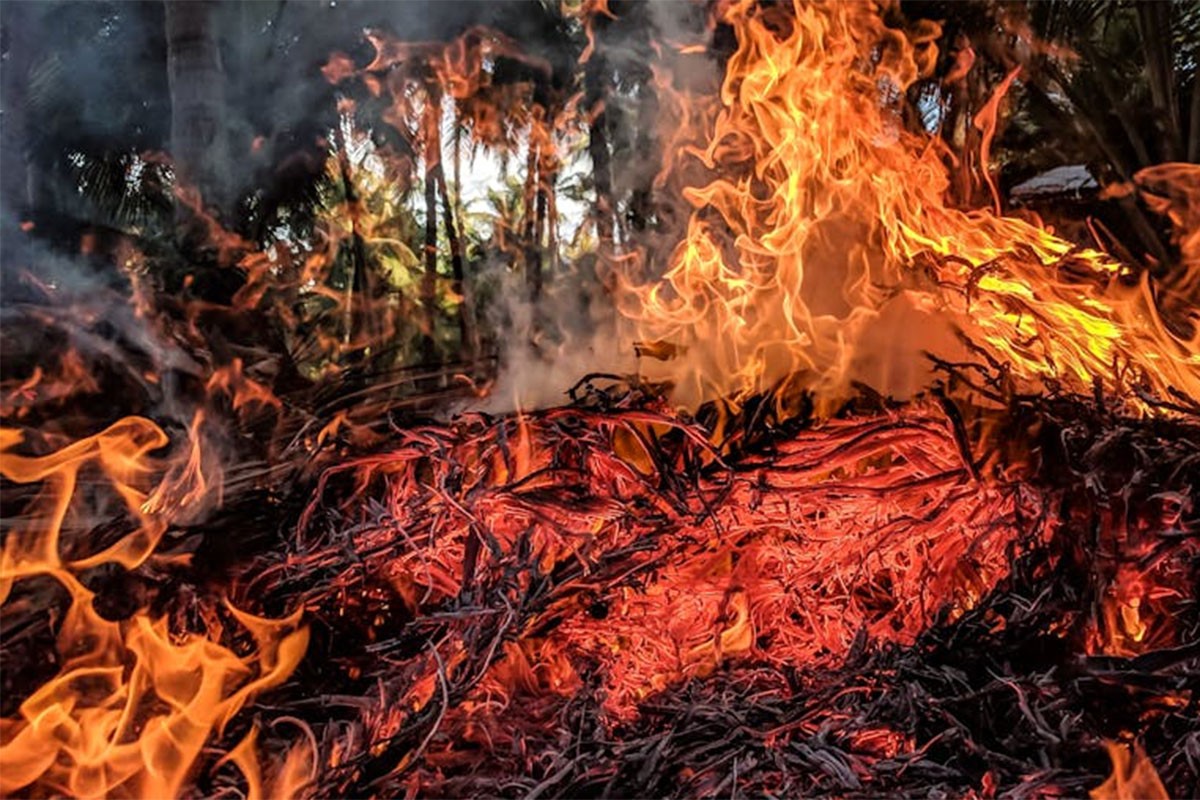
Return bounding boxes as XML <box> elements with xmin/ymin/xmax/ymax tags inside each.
<box><xmin>616</xmin><ymin>0</ymin><xmax>1199</xmax><ymax>416</ymax></box>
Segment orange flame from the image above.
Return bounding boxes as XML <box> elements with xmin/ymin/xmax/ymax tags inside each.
<box><xmin>616</xmin><ymin>0</ymin><xmax>1199</xmax><ymax>417</ymax></box>
<box><xmin>0</xmin><ymin>419</ymin><xmax>308</xmax><ymax>797</ymax></box>
<box><xmin>320</xmin><ymin>403</ymin><xmax>1041</xmax><ymax>721</ymax></box>
<box><xmin>1</xmin><ymin>350</ymin><xmax>100</xmax><ymax>421</ymax></box>
<box><xmin>1089</xmin><ymin>742</ymin><xmax>1168</xmax><ymax>800</ymax></box>
<box><xmin>207</xmin><ymin>358</ymin><xmax>284</xmax><ymax>415</ymax></box>
<box><xmin>0</xmin><ymin>599</ymin><xmax>308</xmax><ymax>798</ymax></box>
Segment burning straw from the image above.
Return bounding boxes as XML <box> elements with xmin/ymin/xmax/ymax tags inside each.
<box><xmin>2</xmin><ymin>0</ymin><xmax>1199</xmax><ymax>798</ymax></box>
<box><xmin>244</xmin><ymin>375</ymin><xmax>1197</xmax><ymax>798</ymax></box>
<box><xmin>4</xmin><ymin>363</ymin><xmax>1196</xmax><ymax>796</ymax></box>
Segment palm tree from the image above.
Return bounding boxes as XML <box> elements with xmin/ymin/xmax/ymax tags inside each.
<box><xmin>903</xmin><ymin>0</ymin><xmax>1199</xmax><ymax>270</ymax></box>
<box><xmin>165</xmin><ymin>0</ymin><xmax>233</xmax><ymax>228</ymax></box>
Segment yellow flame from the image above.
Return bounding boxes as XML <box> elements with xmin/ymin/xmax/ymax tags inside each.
<box><xmin>617</xmin><ymin>0</ymin><xmax>1199</xmax><ymax>416</ymax></box>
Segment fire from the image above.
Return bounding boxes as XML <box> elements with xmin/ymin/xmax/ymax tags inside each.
<box><xmin>0</xmin><ymin>598</ymin><xmax>307</xmax><ymax>798</ymax></box>
<box><xmin>1089</xmin><ymin>742</ymin><xmax>1168</xmax><ymax>800</ymax></box>
<box><xmin>0</xmin><ymin>418</ymin><xmax>307</xmax><ymax>797</ymax></box>
<box><xmin>207</xmin><ymin>358</ymin><xmax>284</xmax><ymax>415</ymax></box>
<box><xmin>508</xmin><ymin>405</ymin><xmax>1040</xmax><ymax>716</ymax></box>
<box><xmin>0</xmin><ymin>418</ymin><xmax>173</xmax><ymax>591</ymax></box>
<box><xmin>616</xmin><ymin>0</ymin><xmax>1199</xmax><ymax>417</ymax></box>
<box><xmin>304</xmin><ymin>401</ymin><xmax>1043</xmax><ymax>723</ymax></box>
<box><xmin>3</xmin><ymin>1</ymin><xmax>1198</xmax><ymax>796</ymax></box>
<box><xmin>1</xmin><ymin>350</ymin><xmax>99</xmax><ymax>422</ymax></box>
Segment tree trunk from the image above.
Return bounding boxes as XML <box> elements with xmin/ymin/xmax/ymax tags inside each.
<box><xmin>520</xmin><ymin>133</ymin><xmax>540</xmax><ymax>294</ymax></box>
<box><xmin>545</xmin><ymin>164</ymin><xmax>559</xmax><ymax>283</ymax></box>
<box><xmin>584</xmin><ymin>54</ymin><xmax>615</xmax><ymax>257</ymax></box>
<box><xmin>333</xmin><ymin>120</ymin><xmax>374</xmax><ymax>357</ymax></box>
<box><xmin>1188</xmin><ymin>73</ymin><xmax>1200</xmax><ymax>164</ymax></box>
<box><xmin>1135</xmin><ymin>1</ymin><xmax>1182</xmax><ymax>162</ymax></box>
<box><xmin>628</xmin><ymin>62</ymin><xmax>659</xmax><ymax>235</ymax></box>
<box><xmin>0</xmin><ymin>3</ymin><xmax>34</xmax><ymax>223</ymax></box>
<box><xmin>165</xmin><ymin>0</ymin><xmax>232</xmax><ymax>221</ymax></box>
<box><xmin>531</xmin><ymin>174</ymin><xmax>548</xmax><ymax>301</ymax></box>
<box><xmin>952</xmin><ymin>67</ymin><xmax>984</xmax><ymax>208</ymax></box>
<box><xmin>420</xmin><ymin>85</ymin><xmax>441</xmax><ymax>366</ymax></box>
<box><xmin>435</xmin><ymin>163</ymin><xmax>478</xmax><ymax>367</ymax></box>
<box><xmin>453</xmin><ymin>111</ymin><xmax>463</xmax><ymax>205</ymax></box>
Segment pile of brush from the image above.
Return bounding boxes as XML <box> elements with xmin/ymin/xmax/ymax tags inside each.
<box><xmin>2</xmin><ymin>266</ymin><xmax>1197</xmax><ymax>797</ymax></box>
<box><xmin>204</xmin><ymin>372</ymin><xmax>1199</xmax><ymax>799</ymax></box>
<box><xmin>3</xmin><ymin>321</ymin><xmax>1197</xmax><ymax>797</ymax></box>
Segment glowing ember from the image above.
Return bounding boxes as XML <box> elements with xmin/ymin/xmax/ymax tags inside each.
<box><xmin>285</xmin><ymin>396</ymin><xmax>1045</xmax><ymax>792</ymax></box>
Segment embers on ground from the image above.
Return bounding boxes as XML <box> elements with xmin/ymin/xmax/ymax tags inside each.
<box><xmin>243</xmin><ymin>380</ymin><xmax>1199</xmax><ymax>799</ymax></box>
